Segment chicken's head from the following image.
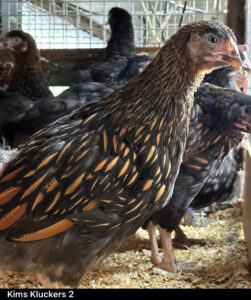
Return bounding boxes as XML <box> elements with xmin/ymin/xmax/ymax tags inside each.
<box><xmin>3</xmin><ymin>30</ymin><xmax>38</xmax><ymax>56</ymax></box>
<box><xmin>108</xmin><ymin>7</ymin><xmax>132</xmax><ymax>29</ymax></box>
<box><xmin>183</xmin><ymin>20</ymin><xmax>242</xmax><ymax>73</ymax></box>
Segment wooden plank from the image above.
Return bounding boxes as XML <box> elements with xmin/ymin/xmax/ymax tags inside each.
<box><xmin>243</xmin><ymin>1</ymin><xmax>251</xmax><ymax>269</ymax></box>
<box><xmin>227</xmin><ymin>0</ymin><xmax>246</xmax><ymax>44</ymax></box>
<box><xmin>236</xmin><ymin>44</ymin><xmax>249</xmax><ymax>93</ymax></box>
<box><xmin>243</xmin><ymin>149</ymin><xmax>251</xmax><ymax>272</ymax></box>
<box><xmin>40</xmin><ymin>47</ymin><xmax>159</xmax><ymax>63</ymax></box>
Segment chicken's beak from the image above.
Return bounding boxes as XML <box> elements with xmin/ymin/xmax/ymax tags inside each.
<box><xmin>1</xmin><ymin>39</ymin><xmax>15</xmax><ymax>52</ymax></box>
<box><xmin>219</xmin><ymin>37</ymin><xmax>242</xmax><ymax>71</ymax></box>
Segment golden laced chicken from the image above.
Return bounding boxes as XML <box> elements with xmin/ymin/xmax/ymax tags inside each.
<box><xmin>0</xmin><ymin>21</ymin><xmax>241</xmax><ymax>287</ymax></box>
<box><xmin>3</xmin><ymin>30</ymin><xmax>53</xmax><ymax>101</ymax></box>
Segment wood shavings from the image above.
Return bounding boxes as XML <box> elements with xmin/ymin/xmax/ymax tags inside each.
<box><xmin>0</xmin><ymin>200</ymin><xmax>250</xmax><ymax>288</ymax></box>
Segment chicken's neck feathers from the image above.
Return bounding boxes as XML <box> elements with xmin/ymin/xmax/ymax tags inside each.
<box><xmin>103</xmin><ymin>37</ymin><xmax>206</xmax><ymax>131</ymax></box>
<box><xmin>14</xmin><ymin>48</ymin><xmax>42</xmax><ymax>71</ymax></box>
<box><xmin>105</xmin><ymin>26</ymin><xmax>135</xmax><ymax>59</ymax></box>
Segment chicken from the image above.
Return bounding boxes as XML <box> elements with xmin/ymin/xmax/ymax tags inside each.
<box><xmin>145</xmin><ymin>49</ymin><xmax>251</xmax><ymax>266</ymax></box>
<box><xmin>145</xmin><ymin>83</ymin><xmax>251</xmax><ymax>272</ymax></box>
<box><xmin>183</xmin><ymin>50</ymin><xmax>250</xmax><ymax>222</ymax></box>
<box><xmin>0</xmin><ymin>7</ymin><xmax>151</xmax><ymax>148</ymax></box>
<box><xmin>0</xmin><ymin>21</ymin><xmax>241</xmax><ymax>287</ymax></box>
<box><xmin>203</xmin><ymin>65</ymin><xmax>241</xmax><ymax>91</ymax></box>
<box><xmin>76</xmin><ymin>7</ymin><xmax>136</xmax><ymax>83</ymax></box>
<box><xmin>190</xmin><ymin>145</ymin><xmax>244</xmax><ymax>211</ymax></box>
<box><xmin>0</xmin><ymin>92</ymin><xmax>34</xmax><ymax>151</ymax></box>
<box><xmin>0</xmin><ymin>92</ymin><xmax>33</xmax><ymax>130</ymax></box>
<box><xmin>108</xmin><ymin>54</ymin><xmax>153</xmax><ymax>87</ymax></box>
<box><xmin>1</xmin><ymin>82</ymin><xmax>113</xmax><ymax>147</ymax></box>
<box><xmin>0</xmin><ymin>47</ymin><xmax>15</xmax><ymax>91</ymax></box>
<box><xmin>3</xmin><ymin>30</ymin><xmax>53</xmax><ymax>101</ymax></box>
<box><xmin>1</xmin><ymin>54</ymin><xmax>152</xmax><ymax>148</ymax></box>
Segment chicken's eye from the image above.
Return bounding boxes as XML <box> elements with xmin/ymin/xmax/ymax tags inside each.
<box><xmin>206</xmin><ymin>34</ymin><xmax>219</xmax><ymax>47</ymax></box>
<box><xmin>13</xmin><ymin>37</ymin><xmax>22</xmax><ymax>43</ymax></box>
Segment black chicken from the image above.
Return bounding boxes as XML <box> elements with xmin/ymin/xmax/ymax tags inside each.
<box><xmin>145</xmin><ymin>83</ymin><xmax>251</xmax><ymax>272</ymax></box>
<box><xmin>0</xmin><ymin>54</ymin><xmax>152</xmax><ymax>148</ymax></box>
<box><xmin>204</xmin><ymin>65</ymin><xmax>240</xmax><ymax>91</ymax></box>
<box><xmin>185</xmin><ymin>50</ymin><xmax>250</xmax><ymax>218</ymax></box>
<box><xmin>0</xmin><ymin>92</ymin><xmax>34</xmax><ymax>148</ymax></box>
<box><xmin>0</xmin><ymin>21</ymin><xmax>241</xmax><ymax>287</ymax></box>
<box><xmin>144</xmin><ymin>49</ymin><xmax>251</xmax><ymax>269</ymax></box>
<box><xmin>0</xmin><ymin>7</ymin><xmax>152</xmax><ymax>148</ymax></box>
<box><xmin>190</xmin><ymin>145</ymin><xmax>244</xmax><ymax>211</ymax></box>
<box><xmin>3</xmin><ymin>30</ymin><xmax>53</xmax><ymax>101</ymax></box>
<box><xmin>0</xmin><ymin>92</ymin><xmax>33</xmax><ymax>128</ymax></box>
<box><xmin>75</xmin><ymin>7</ymin><xmax>136</xmax><ymax>83</ymax></box>
<box><xmin>2</xmin><ymin>82</ymin><xmax>113</xmax><ymax>147</ymax></box>
<box><xmin>108</xmin><ymin>54</ymin><xmax>152</xmax><ymax>87</ymax></box>
<box><xmin>203</xmin><ymin>48</ymin><xmax>251</xmax><ymax>91</ymax></box>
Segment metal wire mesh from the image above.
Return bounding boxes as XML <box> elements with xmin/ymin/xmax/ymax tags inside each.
<box><xmin>0</xmin><ymin>0</ymin><xmax>229</xmax><ymax>49</ymax></box>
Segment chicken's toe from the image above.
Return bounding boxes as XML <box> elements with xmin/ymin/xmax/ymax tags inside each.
<box><xmin>156</xmin><ymin>258</ymin><xmax>176</xmax><ymax>273</ymax></box>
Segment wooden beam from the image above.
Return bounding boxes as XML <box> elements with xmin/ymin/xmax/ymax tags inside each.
<box><xmin>40</xmin><ymin>47</ymin><xmax>159</xmax><ymax>63</ymax></box>
<box><xmin>236</xmin><ymin>44</ymin><xmax>249</xmax><ymax>93</ymax></box>
<box><xmin>244</xmin><ymin>0</ymin><xmax>249</xmax><ymax>45</ymax></box>
<box><xmin>243</xmin><ymin>149</ymin><xmax>251</xmax><ymax>272</ymax></box>
<box><xmin>227</xmin><ymin>0</ymin><xmax>246</xmax><ymax>44</ymax></box>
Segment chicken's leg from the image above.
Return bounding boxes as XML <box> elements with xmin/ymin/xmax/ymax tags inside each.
<box><xmin>157</xmin><ymin>227</ymin><xmax>176</xmax><ymax>272</ymax></box>
<box><xmin>173</xmin><ymin>226</ymin><xmax>188</xmax><ymax>248</ymax></box>
<box><xmin>147</xmin><ymin>221</ymin><xmax>162</xmax><ymax>265</ymax></box>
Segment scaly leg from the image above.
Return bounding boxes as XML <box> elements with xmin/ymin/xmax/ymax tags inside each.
<box><xmin>147</xmin><ymin>221</ymin><xmax>162</xmax><ymax>265</ymax></box>
<box><xmin>157</xmin><ymin>227</ymin><xmax>176</xmax><ymax>272</ymax></box>
<box><xmin>174</xmin><ymin>225</ymin><xmax>207</xmax><ymax>248</ymax></box>
<box><xmin>173</xmin><ymin>226</ymin><xmax>188</xmax><ymax>248</ymax></box>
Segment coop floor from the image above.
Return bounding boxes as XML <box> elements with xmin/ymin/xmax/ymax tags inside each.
<box><xmin>0</xmin><ymin>200</ymin><xmax>250</xmax><ymax>289</ymax></box>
